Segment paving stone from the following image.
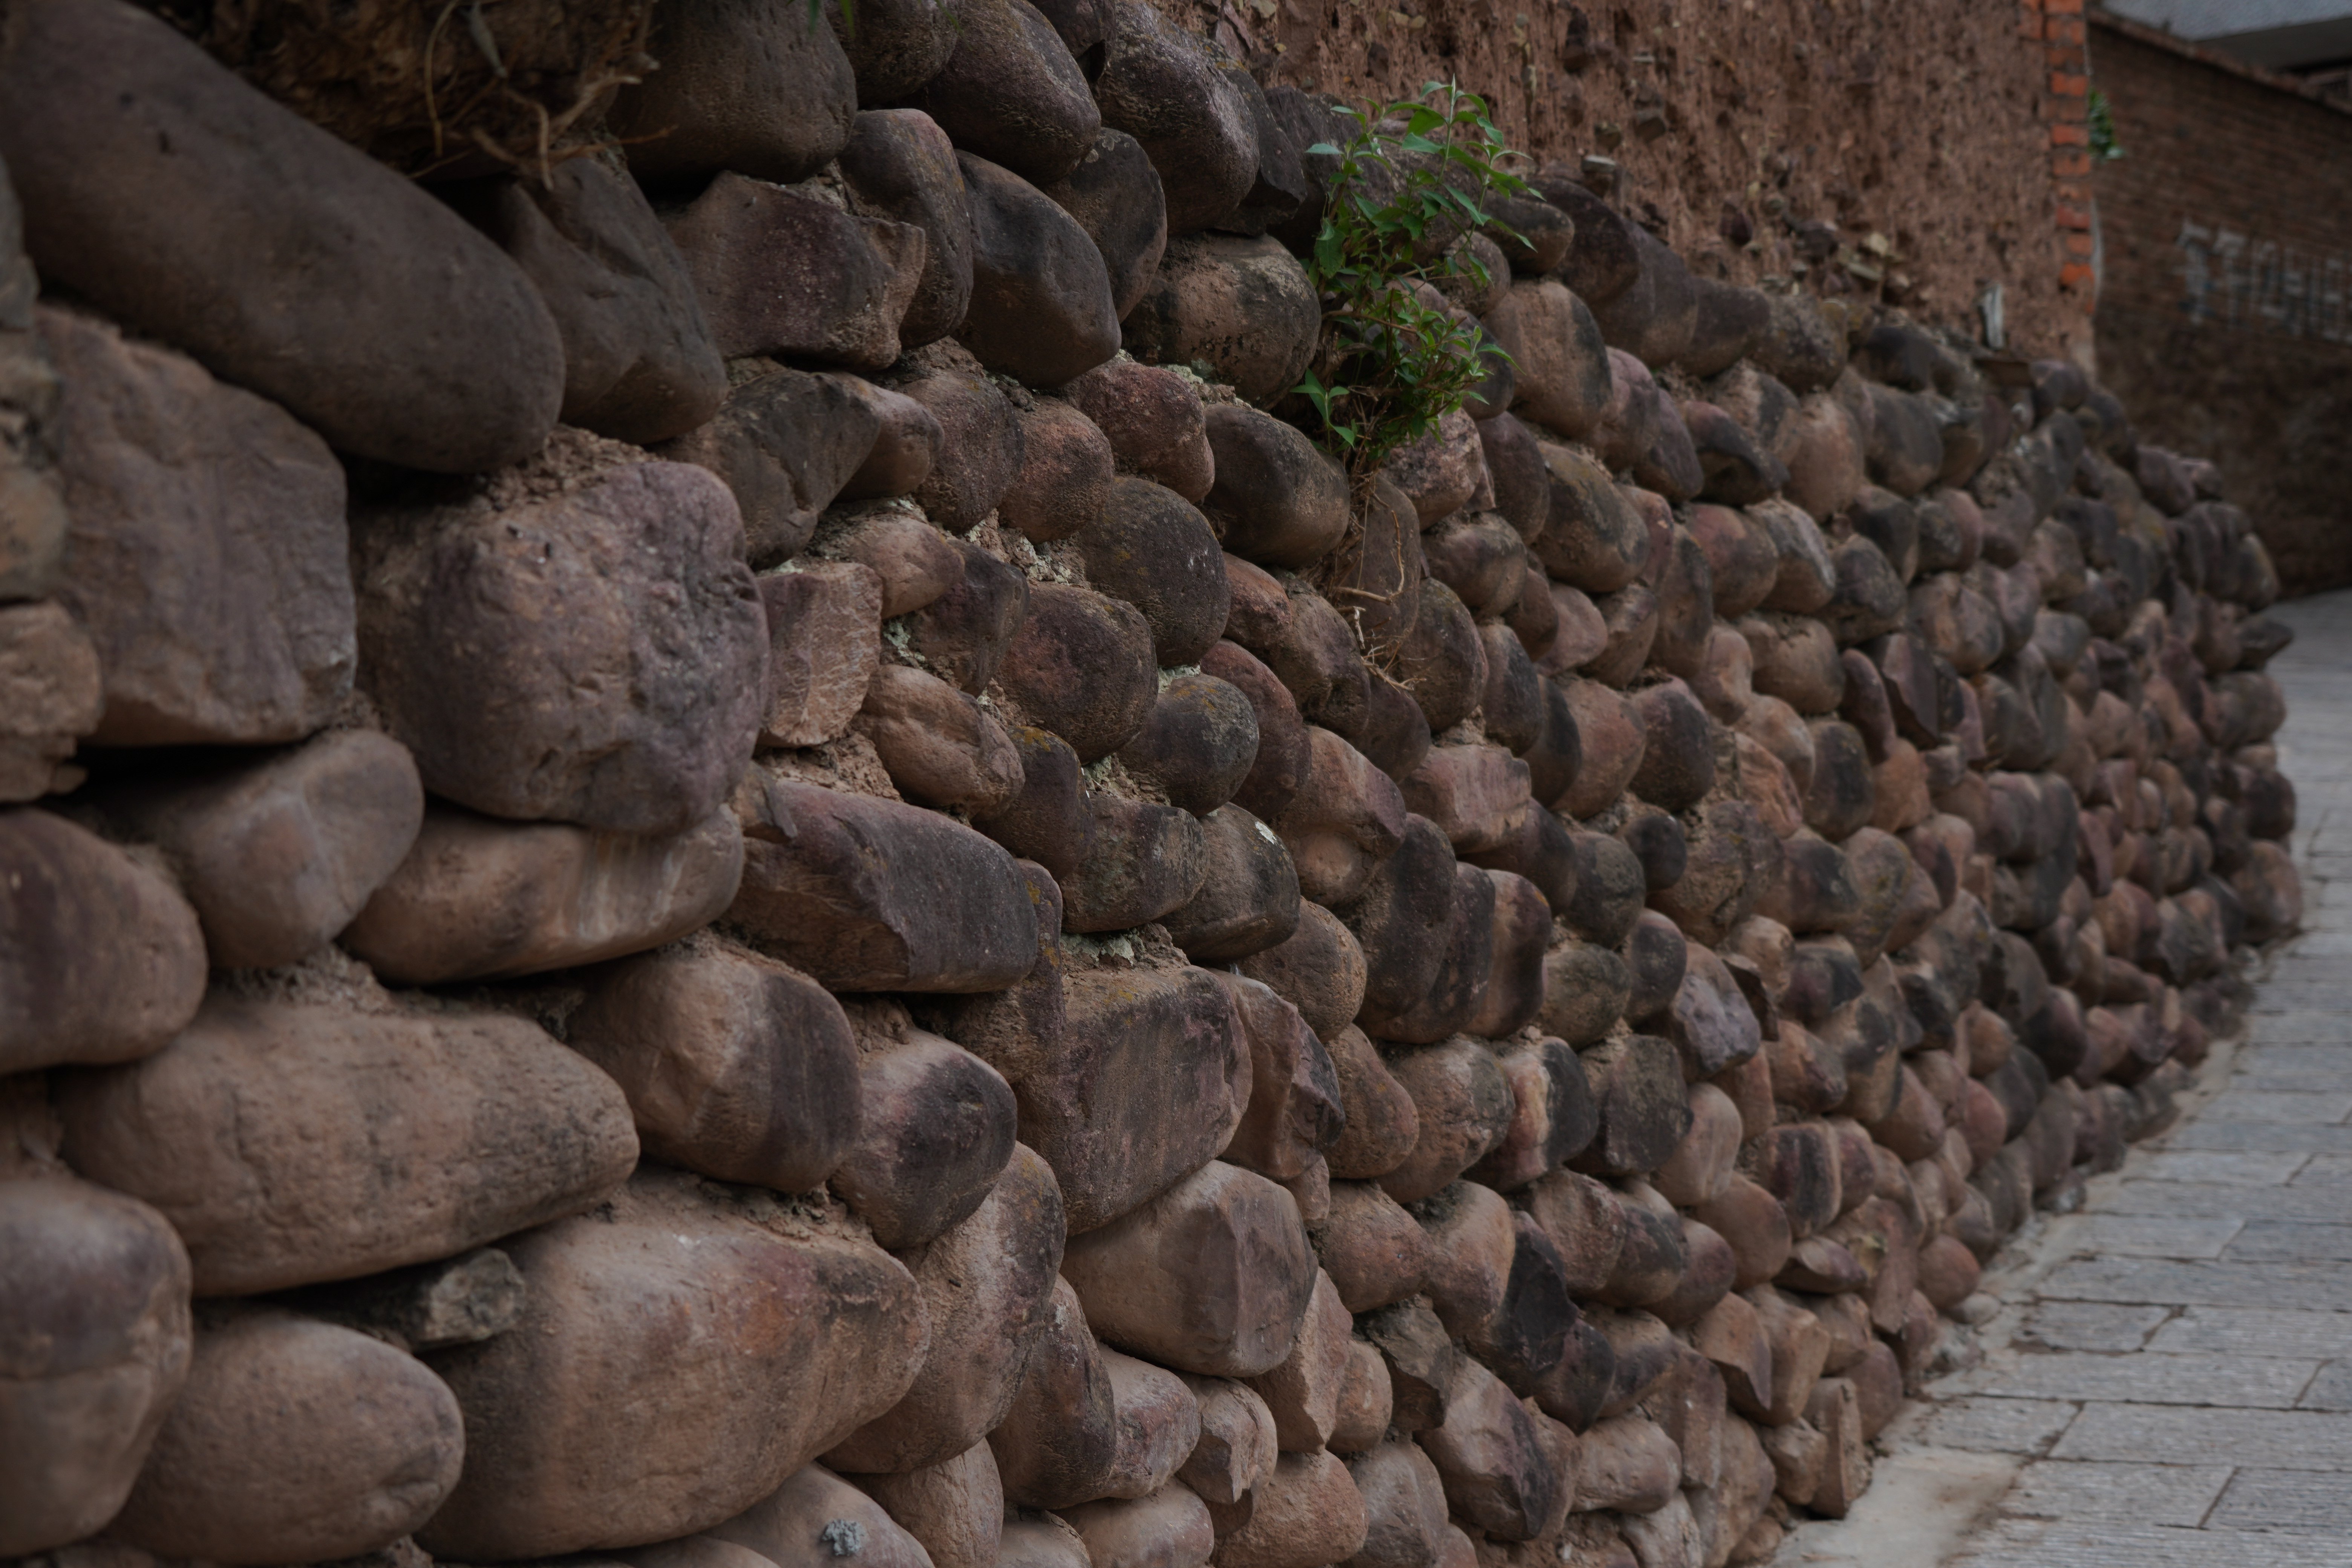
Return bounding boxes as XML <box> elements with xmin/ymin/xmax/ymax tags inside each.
<box><xmin>2051</xmin><ymin>1404</ymin><xmax>2352</xmax><ymax>1470</ymax></box>
<box><xmin>2055</xmin><ymin>1216</ymin><xmax>2243</xmax><ymax>1261</ymax></box>
<box><xmin>2203</xmin><ymin>1466</ymin><xmax>2352</xmax><ymax>1534</ymax></box>
<box><xmin>1949</xmin><ymin>1518</ymin><xmax>2352</xmax><ymax>1567</ymax></box>
<box><xmin>2290</xmin><ymin>1154</ymin><xmax>2352</xmax><ymax>1187</ymax></box>
<box><xmin>2146</xmin><ymin>1308</ymin><xmax>2352</xmax><ymax>1360</ymax></box>
<box><xmin>2224</xmin><ymin>1223</ymin><xmax>2352</xmax><ymax>1264</ymax></box>
<box><xmin>2102</xmin><ymin>1181</ymin><xmax>2344</xmax><ymax>1224</ymax></box>
<box><xmin>2040</xmin><ymin>1258</ymin><xmax>2352</xmax><ymax>1313</ymax></box>
<box><xmin>2248</xmin><ymin>1013</ymin><xmax>2352</xmax><ymax>1046</ymax></box>
<box><xmin>2000</xmin><ymin>1460</ymin><xmax>2232</xmax><ymax>1527</ymax></box>
<box><xmin>2234</xmin><ymin>1047</ymin><xmax>2352</xmax><ymax>1090</ymax></box>
<box><xmin>1908</xmin><ymin>1396</ymin><xmax>2079</xmax><ymax>1456</ymax></box>
<box><xmin>2017</xmin><ymin>1303</ymin><xmax>2173</xmax><ymax>1354</ymax></box>
<box><xmin>2200</xmin><ymin>1092</ymin><xmax>2352</xmax><ymax>1127</ymax></box>
<box><xmin>2164</xmin><ymin>1121</ymin><xmax>2352</xmax><ymax>1155</ymax></box>
<box><xmin>2130</xmin><ymin>1152</ymin><xmax>2309</xmax><ymax>1187</ymax></box>
<box><xmin>1948</xmin><ymin>1350</ymin><xmax>2318</xmax><ymax>1410</ymax></box>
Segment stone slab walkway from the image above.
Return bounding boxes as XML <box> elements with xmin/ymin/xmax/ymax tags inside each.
<box><xmin>1778</xmin><ymin>588</ymin><xmax>2352</xmax><ymax>1567</ymax></box>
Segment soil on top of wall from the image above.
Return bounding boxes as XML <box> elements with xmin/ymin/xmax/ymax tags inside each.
<box><xmin>1166</xmin><ymin>0</ymin><xmax>2085</xmax><ymax>359</ymax></box>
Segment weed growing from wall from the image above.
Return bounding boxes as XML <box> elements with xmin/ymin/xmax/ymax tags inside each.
<box><xmin>1293</xmin><ymin>82</ymin><xmax>1530</xmax><ymax>485</ymax></box>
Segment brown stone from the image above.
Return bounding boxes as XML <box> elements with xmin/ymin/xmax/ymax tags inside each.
<box><xmin>855</xmin><ymin>1442</ymin><xmax>1005</xmax><ymax>1568</ymax></box>
<box><xmin>999</xmin><ymin>397</ymin><xmax>1116</xmax><ymax>544</ymax></box>
<box><xmin>0</xmin><ymin>0</ymin><xmax>565</xmax><ymax>472</ymax></box>
<box><xmin>902</xmin><ymin>539</ymin><xmax>1032</xmax><ymax>695</ymax></box>
<box><xmin>40</xmin><ymin>306</ymin><xmax>354</xmax><ymax>746</ymax></box>
<box><xmin>0</xmin><ymin>603</ymin><xmax>98</xmax><ymax>800</ymax></box>
<box><xmin>1239</xmin><ymin>899</ymin><xmax>1369</xmax><ymax>1041</ymax></box>
<box><xmin>897</xmin><ymin>358</ymin><xmax>1028</xmax><ymax>533</ymax></box>
<box><xmin>355</xmin><ymin>458</ymin><xmax>764</xmax><ymax>834</ymax></box>
<box><xmin>0</xmin><ymin>1175</ymin><xmax>191</xmax><ymax>1557</ymax></box>
<box><xmin>856</xmin><ymin>663</ymin><xmax>1025</xmax><ymax>815</ymax></box>
<box><xmin>1067</xmin><ymin>1482</ymin><xmax>1218</xmax><ymax>1568</ymax></box>
<box><xmin>831</xmin><ymin>1027</ymin><xmax>1018</xmax><ymax>1250</ymax></box>
<box><xmin>1041</xmin><ymin>127</ymin><xmax>1171</xmax><ymax>322</ymax></box>
<box><xmin>1000</xmin><ymin>1512</ymin><xmax>1098</xmax><ymax>1568</ymax></box>
<box><xmin>0</xmin><ymin>807</ymin><xmax>205</xmax><ymax>1075</ymax></box>
<box><xmin>420</xmin><ymin>1168</ymin><xmax>926</xmax><ymax>1556</ymax></box>
<box><xmin>345</xmin><ymin>801</ymin><xmax>744</xmax><ymax>985</ymax></box>
<box><xmin>832</xmin><ymin>1147</ymin><xmax>1067</xmax><ymax>1473</ymax></box>
<box><xmin>1573</xmin><ymin>1035</ymin><xmax>1692</xmax><ymax>1178</ymax></box>
<box><xmin>1247</xmin><ymin>1268</ymin><xmax>1353</xmax><ymax>1451</ymax></box>
<box><xmin>1344</xmin><ymin>1439</ymin><xmax>1452</xmax><ymax>1568</ymax></box>
<box><xmin>1094</xmin><ymin>0</ymin><xmax>1257</xmax><ymax>231</ymax></box>
<box><xmin>989</xmin><ymin>1277</ymin><xmax>1121</xmax><ymax>1509</ymax></box>
<box><xmin>1205</xmin><ymin>640</ymin><xmax>1313</xmax><ymax>823</ymax></box>
<box><xmin>567</xmin><ymin>937</ymin><xmax>862</xmax><ymax>1194</ymax></box>
<box><xmin>1495</xmin><ymin>279</ymin><xmax>1614</xmax><ymax>440</ymax></box>
<box><xmin>1272</xmin><ymin>728</ymin><xmax>1410</xmax><ymax>906</ymax></box>
<box><xmin>1201</xmin><ymin>404</ymin><xmax>1351</xmax><ymax>569</ymax></box>
<box><xmin>1315</xmin><ymin>1179</ymin><xmax>1431</xmax><ymax>1312</ymax></box>
<box><xmin>755</xmin><ymin>561</ymin><xmax>884</xmax><ymax>749</ymax></box>
<box><xmin>1122</xmin><ymin>233</ymin><xmax>1318</xmax><ymax>406</ymax></box>
<box><xmin>1377</xmin><ymin>1038</ymin><xmax>1514</xmax><ymax>1205</ymax></box>
<box><xmin>59</xmin><ymin>994</ymin><xmax>637</xmax><ymax>1295</ymax></box>
<box><xmin>453</xmin><ymin>157</ymin><xmax>728</xmax><ymax>445</ymax></box>
<box><xmin>1469</xmin><ymin>1035</ymin><xmax>1600</xmax><ymax>1190</ymax></box>
<box><xmin>111</xmin><ymin>1307</ymin><xmax>459</xmax><ymax>1563</ymax></box>
<box><xmin>982</xmin><ymin>962</ymin><xmax>1249</xmax><ymax>1233</ymax></box>
<box><xmin>1318</xmin><ymin>1023</ymin><xmax>1419</xmax><ymax>1182</ymax></box>
<box><xmin>666</xmin><ymin>173</ymin><xmax>921</xmax><ymax>368</ymax></box>
<box><xmin>1183</xmin><ymin>1374</ymin><xmax>1281</xmax><ymax>1506</ymax></box>
<box><xmin>730</xmin><ymin>774</ymin><xmax>1041</xmax><ymax>991</ymax></box>
<box><xmin>996</xmin><ymin>581</ymin><xmax>1161</xmax><ymax>763</ymax></box>
<box><xmin>1419</xmin><ymin>1358</ymin><xmax>1559</xmax><ymax>1540</ymax></box>
<box><xmin>1332</xmin><ymin>1341</ymin><xmax>1395</xmax><ymax>1454</ymax></box>
<box><xmin>662</xmin><ymin>368</ymin><xmax>881</xmax><ymax>565</ymax></box>
<box><xmin>1213</xmin><ymin>974</ymin><xmax>1342</xmax><ymax>1182</ymax></box>
<box><xmin>1216</xmin><ymin>1449</ymin><xmax>1370</xmax><ymax>1568</ymax></box>
<box><xmin>1064</xmin><ymin>1160</ymin><xmax>1317</xmax><ymax>1377</ymax></box>
<box><xmin>957</xmin><ymin>152</ymin><xmax>1122</xmax><ymax>386</ymax></box>
<box><xmin>702</xmin><ymin>1463</ymin><xmax>933</xmax><ymax>1568</ymax></box>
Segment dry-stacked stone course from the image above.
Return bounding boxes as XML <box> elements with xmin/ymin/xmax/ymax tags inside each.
<box><xmin>0</xmin><ymin>1</ymin><xmax>2304</xmax><ymax>1565</ymax></box>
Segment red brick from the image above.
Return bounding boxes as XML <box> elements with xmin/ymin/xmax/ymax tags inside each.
<box><xmin>2050</xmin><ymin>123</ymin><xmax>2089</xmax><ymax>147</ymax></box>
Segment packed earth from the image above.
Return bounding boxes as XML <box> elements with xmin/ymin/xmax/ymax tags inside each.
<box><xmin>0</xmin><ymin>1</ymin><xmax>2306</xmax><ymax>1566</ymax></box>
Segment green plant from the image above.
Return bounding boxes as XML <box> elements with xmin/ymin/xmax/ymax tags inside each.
<box><xmin>2088</xmin><ymin>87</ymin><xmax>2125</xmax><ymax>161</ymax></box>
<box><xmin>1294</xmin><ymin>83</ymin><xmax>1531</xmax><ymax>483</ymax></box>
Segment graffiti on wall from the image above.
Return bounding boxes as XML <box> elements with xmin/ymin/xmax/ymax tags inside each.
<box><xmin>2176</xmin><ymin>219</ymin><xmax>2352</xmax><ymax>341</ymax></box>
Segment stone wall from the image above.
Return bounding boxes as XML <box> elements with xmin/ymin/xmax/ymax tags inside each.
<box><xmin>2090</xmin><ymin>12</ymin><xmax>2352</xmax><ymax>596</ymax></box>
<box><xmin>0</xmin><ymin>0</ymin><xmax>2305</xmax><ymax>1566</ymax></box>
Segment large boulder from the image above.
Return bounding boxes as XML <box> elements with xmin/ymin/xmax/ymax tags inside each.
<box><xmin>1121</xmin><ymin>234</ymin><xmax>1317</xmax><ymax>406</ymax></box>
<box><xmin>565</xmin><ymin>937</ymin><xmax>863</xmax><ymax>1195</ymax></box>
<box><xmin>730</xmin><ymin>772</ymin><xmax>1043</xmax><ymax>992</ymax></box>
<box><xmin>38</xmin><ymin>305</ymin><xmax>354</xmax><ymax>746</ymax></box>
<box><xmin>957</xmin><ymin>153</ymin><xmax>1121</xmax><ymax>386</ymax></box>
<box><xmin>964</xmin><ymin>960</ymin><xmax>1250</xmax><ymax>1233</ymax></box>
<box><xmin>109</xmin><ymin>1308</ymin><xmax>462</xmax><ymax>1564</ymax></box>
<box><xmin>0</xmin><ymin>1176</ymin><xmax>191</xmax><ymax>1556</ymax></box>
<box><xmin>420</xmin><ymin>1168</ymin><xmax>928</xmax><ymax>1557</ymax></box>
<box><xmin>342</xmin><ymin>802</ymin><xmax>746</xmax><ymax>985</ymax></box>
<box><xmin>1062</xmin><ymin>1159</ymin><xmax>1318</xmax><ymax>1378</ymax></box>
<box><xmin>0</xmin><ymin>807</ymin><xmax>205</xmax><ymax>1075</ymax></box>
<box><xmin>905</xmin><ymin>0</ymin><xmax>1101</xmax><ymax>185</ymax></box>
<box><xmin>606</xmin><ymin>0</ymin><xmax>857</xmax><ymax>187</ymax></box>
<box><xmin>86</xmin><ymin>729</ymin><xmax>423</xmax><ymax>971</ymax></box>
<box><xmin>0</xmin><ymin>0</ymin><xmax>565</xmax><ymax>471</ymax></box>
<box><xmin>57</xmin><ymin>995</ymin><xmax>639</xmax><ymax>1295</ymax></box>
<box><xmin>663</xmin><ymin>173</ymin><xmax>923</xmax><ymax>369</ymax></box>
<box><xmin>450</xmin><ymin>156</ymin><xmax>728</xmax><ymax>445</ymax></box>
<box><xmin>354</xmin><ymin>455</ymin><xmax>765</xmax><ymax>836</ymax></box>
<box><xmin>1092</xmin><ymin>0</ymin><xmax>1257</xmax><ymax>233</ymax></box>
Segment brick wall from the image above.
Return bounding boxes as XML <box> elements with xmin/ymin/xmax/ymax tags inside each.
<box><xmin>2090</xmin><ymin>13</ymin><xmax>2352</xmax><ymax>593</ymax></box>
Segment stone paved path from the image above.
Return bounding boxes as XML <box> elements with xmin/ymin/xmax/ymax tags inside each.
<box><xmin>1778</xmin><ymin>588</ymin><xmax>2352</xmax><ymax>1567</ymax></box>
